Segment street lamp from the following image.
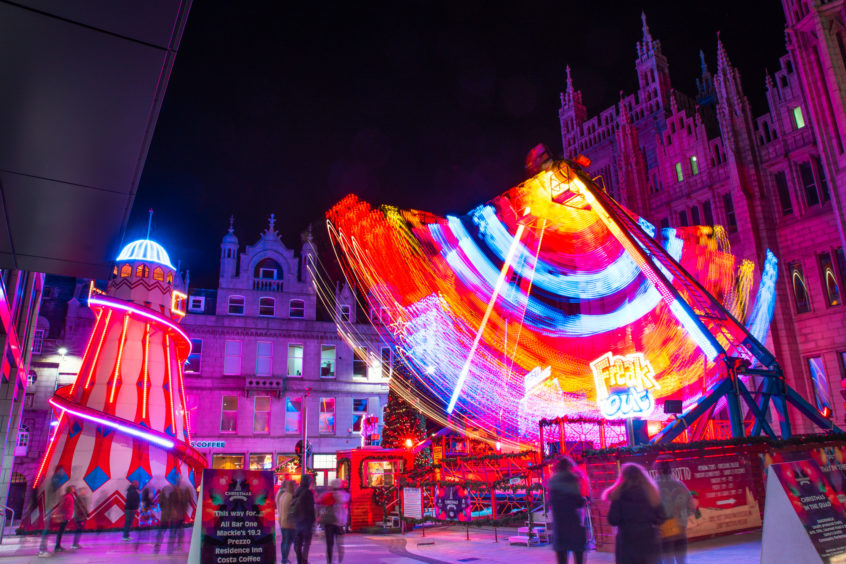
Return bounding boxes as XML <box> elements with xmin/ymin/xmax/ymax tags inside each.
<box><xmin>57</xmin><ymin>347</ymin><xmax>68</xmax><ymax>358</ymax></box>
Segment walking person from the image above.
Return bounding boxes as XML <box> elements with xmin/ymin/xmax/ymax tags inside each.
<box><xmin>277</xmin><ymin>481</ymin><xmax>296</xmax><ymax>564</ymax></box>
<box><xmin>603</xmin><ymin>463</ymin><xmax>666</xmax><ymax>564</ymax></box>
<box><xmin>52</xmin><ymin>486</ymin><xmax>75</xmax><ymax>554</ymax></box>
<box><xmin>292</xmin><ymin>475</ymin><xmax>316</xmax><ymax>564</ymax></box>
<box><xmin>154</xmin><ymin>482</ymin><xmax>172</xmax><ymax>553</ymax></box>
<box><xmin>654</xmin><ymin>459</ymin><xmax>696</xmax><ymax>564</ymax></box>
<box><xmin>548</xmin><ymin>457</ymin><xmax>587</xmax><ymax>564</ymax></box>
<box><xmin>38</xmin><ymin>469</ymin><xmax>64</xmax><ymax>557</ymax></box>
<box><xmin>123</xmin><ymin>480</ymin><xmax>140</xmax><ymax>541</ymax></box>
<box><xmin>318</xmin><ymin>479</ymin><xmax>350</xmax><ymax>563</ymax></box>
<box><xmin>168</xmin><ymin>479</ymin><xmax>190</xmax><ymax>552</ymax></box>
<box><xmin>71</xmin><ymin>486</ymin><xmax>89</xmax><ymax>549</ymax></box>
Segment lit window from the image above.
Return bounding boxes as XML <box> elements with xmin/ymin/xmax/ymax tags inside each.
<box><xmin>185</xmin><ymin>394</ymin><xmax>199</xmax><ymax>435</ymax></box>
<box><xmin>212</xmin><ymin>454</ymin><xmax>244</xmax><ymax>469</ymax></box>
<box><xmin>320</xmin><ymin>345</ymin><xmax>336</xmax><ymax>378</ymax></box>
<box><xmin>253</xmin><ymin>396</ymin><xmax>270</xmax><ymax>433</ymax></box>
<box><xmin>259</xmin><ymin>297</ymin><xmax>275</xmax><ymax>317</ymax></box>
<box><xmin>690</xmin><ymin>156</ymin><xmax>699</xmax><ymax>175</ymax></box>
<box><xmin>789</xmin><ymin>261</ymin><xmax>812</xmax><ymax>313</ymax></box>
<box><xmin>223</xmin><ymin>340</ymin><xmax>242</xmax><ymax>375</ymax></box>
<box><xmin>289</xmin><ymin>299</ymin><xmax>305</xmax><ymax>318</ymax></box>
<box><xmin>840</xmin><ymin>351</ymin><xmax>846</xmax><ymax>379</ymax></box>
<box><xmin>287</xmin><ymin>344</ymin><xmax>303</xmax><ymax>376</ymax></box>
<box><xmin>185</xmin><ymin>339</ymin><xmax>202</xmax><ymax>373</ymax></box>
<box><xmin>256</xmin><ymin>341</ymin><xmax>272</xmax><ymax>376</ymax></box>
<box><xmin>675</xmin><ymin>162</ymin><xmax>684</xmax><ymax>182</ymax></box>
<box><xmin>14</xmin><ymin>425</ymin><xmax>29</xmax><ymax>456</ymax></box>
<box><xmin>249</xmin><ymin>453</ymin><xmax>273</xmax><ymax>470</ymax></box>
<box><xmin>221</xmin><ymin>396</ymin><xmax>238</xmax><ymax>432</ymax></box>
<box><xmin>319</xmin><ymin>398</ymin><xmax>335</xmax><ymax>434</ymax></box>
<box><xmin>228</xmin><ymin>296</ymin><xmax>245</xmax><ymax>315</ymax></box>
<box><xmin>113</xmin><ymin>266</ymin><xmax>118</xmax><ymax>276</ymax></box>
<box><xmin>153</xmin><ymin>267</ymin><xmax>164</xmax><ymax>281</ymax></box>
<box><xmin>352</xmin><ymin>399</ymin><xmax>368</xmax><ymax>432</ymax></box>
<box><xmin>353</xmin><ymin>347</ymin><xmax>367</xmax><ymax>378</ymax></box>
<box><xmin>365</xmin><ymin>459</ymin><xmax>404</xmax><ymax>487</ymax></box>
<box><xmin>32</xmin><ymin>329</ymin><xmax>44</xmax><ymax>355</ymax></box>
<box><xmin>793</xmin><ymin>106</ymin><xmax>806</xmax><ymax>129</ymax></box>
<box><xmin>120</xmin><ymin>264</ymin><xmax>131</xmax><ymax>277</ymax></box>
<box><xmin>167</xmin><ymin>272</ymin><xmax>173</xmax><ymax>284</ymax></box>
<box><xmin>722</xmin><ymin>193</ymin><xmax>737</xmax><ymax>232</ymax></box>
<box><xmin>188</xmin><ymin>296</ymin><xmax>205</xmax><ymax>313</ymax></box>
<box><xmin>808</xmin><ymin>357</ymin><xmax>832</xmax><ymax>414</ymax></box>
<box><xmin>340</xmin><ymin>305</ymin><xmax>351</xmax><ymax>322</ymax></box>
<box><xmin>819</xmin><ymin>252</ymin><xmax>841</xmax><ymax>307</ymax></box>
<box><xmin>285</xmin><ymin>397</ymin><xmax>302</xmax><ymax>433</ymax></box>
<box><xmin>136</xmin><ymin>264</ymin><xmax>149</xmax><ymax>278</ymax></box>
<box><xmin>381</xmin><ymin>347</ymin><xmax>392</xmax><ymax>379</ymax></box>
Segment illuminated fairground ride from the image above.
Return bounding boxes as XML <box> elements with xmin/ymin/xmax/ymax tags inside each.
<box><xmin>320</xmin><ymin>154</ymin><xmax>839</xmax><ymax>450</ymax></box>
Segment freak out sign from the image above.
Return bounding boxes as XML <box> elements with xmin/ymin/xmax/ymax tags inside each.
<box><xmin>591</xmin><ymin>352</ymin><xmax>659</xmax><ymax>419</ymax></box>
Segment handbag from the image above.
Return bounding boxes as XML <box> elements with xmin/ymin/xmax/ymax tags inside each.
<box><xmin>658</xmin><ymin>517</ymin><xmax>683</xmax><ymax>539</ymax></box>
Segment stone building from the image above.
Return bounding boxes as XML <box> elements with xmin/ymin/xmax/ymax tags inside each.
<box><xmin>179</xmin><ymin>216</ymin><xmax>389</xmax><ymax>486</ymax></box>
<box><xmin>558</xmin><ymin>6</ymin><xmax>846</xmax><ymax>425</ymax></box>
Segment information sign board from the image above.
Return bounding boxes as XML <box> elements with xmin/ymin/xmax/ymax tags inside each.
<box><xmin>402</xmin><ymin>487</ymin><xmax>423</xmax><ymax>520</ymax></box>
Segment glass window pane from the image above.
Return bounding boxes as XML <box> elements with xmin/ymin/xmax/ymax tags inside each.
<box><xmin>290</xmin><ymin>300</ymin><xmax>305</xmax><ymax>318</ymax></box>
<box><xmin>319</xmin><ymin>398</ymin><xmax>335</xmax><ymax>434</ymax></box>
<box><xmin>313</xmin><ymin>454</ymin><xmax>337</xmax><ymax>469</ymax></box>
<box><xmin>228</xmin><ymin>296</ymin><xmax>245</xmax><ymax>315</ymax></box>
<box><xmin>800</xmin><ymin>162</ymin><xmax>820</xmax><ymax>207</ymax></box>
<box><xmin>249</xmin><ymin>453</ymin><xmax>273</xmax><ymax>470</ymax></box>
<box><xmin>321</xmin><ymin>345</ymin><xmax>336</xmax><ymax>378</ymax></box>
<box><xmin>381</xmin><ymin>348</ymin><xmax>392</xmax><ymax>378</ymax></box>
<box><xmin>353</xmin><ymin>347</ymin><xmax>367</xmax><ymax>378</ymax></box>
<box><xmin>722</xmin><ymin>193</ymin><xmax>737</xmax><ymax>232</ymax></box>
<box><xmin>808</xmin><ymin>357</ymin><xmax>832</xmax><ymax>413</ymax></box>
<box><xmin>352</xmin><ymin>398</ymin><xmax>368</xmax><ymax>432</ymax></box>
<box><xmin>285</xmin><ymin>398</ymin><xmax>302</xmax><ymax>433</ymax></box>
<box><xmin>259</xmin><ymin>297</ymin><xmax>275</xmax><ymax>317</ymax></box>
<box><xmin>675</xmin><ymin>162</ymin><xmax>683</xmax><ymax>182</ymax></box>
<box><xmin>221</xmin><ymin>395</ymin><xmax>238</xmax><ymax>432</ymax></box>
<box><xmin>819</xmin><ymin>252</ymin><xmax>841</xmax><ymax>306</ymax></box>
<box><xmin>185</xmin><ymin>338</ymin><xmax>202</xmax><ymax>373</ymax></box>
<box><xmin>224</xmin><ymin>340</ymin><xmax>242</xmax><ymax>375</ymax></box>
<box><xmin>256</xmin><ymin>341</ymin><xmax>273</xmax><ymax>376</ymax></box>
<box><xmin>775</xmin><ymin>171</ymin><xmax>793</xmax><ymax>215</ymax></box>
<box><xmin>789</xmin><ymin>261</ymin><xmax>812</xmax><ymax>313</ymax></box>
<box><xmin>703</xmin><ymin>201</ymin><xmax>714</xmax><ymax>225</ymax></box>
<box><xmin>287</xmin><ymin>344</ymin><xmax>303</xmax><ymax>376</ymax></box>
<box><xmin>212</xmin><ymin>454</ymin><xmax>244</xmax><ymax>469</ymax></box>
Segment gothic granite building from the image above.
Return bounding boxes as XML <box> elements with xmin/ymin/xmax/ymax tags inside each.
<box><xmin>558</xmin><ymin>5</ymin><xmax>846</xmax><ymax>426</ymax></box>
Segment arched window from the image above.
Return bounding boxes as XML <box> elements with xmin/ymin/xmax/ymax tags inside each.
<box><xmin>289</xmin><ymin>299</ymin><xmax>305</xmax><ymax>318</ymax></box>
<box><xmin>166</xmin><ymin>272</ymin><xmax>173</xmax><ymax>284</ymax></box>
<box><xmin>228</xmin><ymin>295</ymin><xmax>245</xmax><ymax>315</ymax></box>
<box><xmin>136</xmin><ymin>264</ymin><xmax>149</xmax><ymax>278</ymax></box>
<box><xmin>120</xmin><ymin>264</ymin><xmax>132</xmax><ymax>277</ymax></box>
<box><xmin>259</xmin><ymin>297</ymin><xmax>275</xmax><ymax>317</ymax></box>
<box><xmin>254</xmin><ymin>258</ymin><xmax>282</xmax><ymax>280</ymax></box>
<box><xmin>153</xmin><ymin>267</ymin><xmax>164</xmax><ymax>281</ymax></box>
<box><xmin>112</xmin><ymin>266</ymin><xmax>118</xmax><ymax>276</ymax></box>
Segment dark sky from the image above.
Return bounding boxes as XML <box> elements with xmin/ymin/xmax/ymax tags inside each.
<box><xmin>131</xmin><ymin>1</ymin><xmax>786</xmax><ymax>287</ymax></box>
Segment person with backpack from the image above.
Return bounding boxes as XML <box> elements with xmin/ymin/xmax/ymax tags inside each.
<box><xmin>318</xmin><ymin>479</ymin><xmax>350</xmax><ymax>563</ymax></box>
<box><xmin>291</xmin><ymin>475</ymin><xmax>316</xmax><ymax>564</ymax></box>
<box><xmin>654</xmin><ymin>458</ymin><xmax>696</xmax><ymax>564</ymax></box>
<box><xmin>277</xmin><ymin>480</ymin><xmax>296</xmax><ymax>564</ymax></box>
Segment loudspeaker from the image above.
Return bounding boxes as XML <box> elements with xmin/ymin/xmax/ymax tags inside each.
<box><xmin>663</xmin><ymin>400</ymin><xmax>683</xmax><ymax>414</ymax></box>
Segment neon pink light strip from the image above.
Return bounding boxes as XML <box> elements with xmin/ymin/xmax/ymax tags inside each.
<box><xmin>49</xmin><ymin>398</ymin><xmax>174</xmax><ymax>449</ymax></box>
<box><xmin>109</xmin><ymin>315</ymin><xmax>129</xmax><ymax>404</ymax></box>
<box><xmin>88</xmin><ymin>296</ymin><xmax>191</xmax><ymax>351</ymax></box>
<box><xmin>33</xmin><ymin>412</ymin><xmax>65</xmax><ymax>488</ymax></box>
<box><xmin>71</xmin><ymin>309</ymin><xmax>102</xmax><ymax>396</ymax></box>
<box><xmin>165</xmin><ymin>334</ymin><xmax>177</xmax><ymax>433</ymax></box>
<box><xmin>142</xmin><ymin>323</ymin><xmax>150</xmax><ymax>419</ymax></box>
<box><xmin>84</xmin><ymin>310</ymin><xmax>112</xmax><ymax>390</ymax></box>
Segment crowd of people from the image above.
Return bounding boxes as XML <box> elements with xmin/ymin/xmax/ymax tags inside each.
<box><xmin>548</xmin><ymin>456</ymin><xmax>696</xmax><ymax>564</ymax></box>
<box><xmin>275</xmin><ymin>475</ymin><xmax>351</xmax><ymax>564</ymax></box>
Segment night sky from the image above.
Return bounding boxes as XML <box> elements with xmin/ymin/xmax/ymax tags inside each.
<box><xmin>131</xmin><ymin>1</ymin><xmax>785</xmax><ymax>287</ymax></box>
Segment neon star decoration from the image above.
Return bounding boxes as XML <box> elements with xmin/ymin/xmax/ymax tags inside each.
<box><xmin>322</xmin><ymin>159</ymin><xmax>778</xmax><ymax>448</ymax></box>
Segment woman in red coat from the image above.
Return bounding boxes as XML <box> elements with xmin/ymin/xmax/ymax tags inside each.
<box><xmin>52</xmin><ymin>486</ymin><xmax>75</xmax><ymax>553</ymax></box>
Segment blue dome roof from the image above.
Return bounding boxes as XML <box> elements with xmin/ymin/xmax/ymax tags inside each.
<box><xmin>116</xmin><ymin>239</ymin><xmax>175</xmax><ymax>269</ymax></box>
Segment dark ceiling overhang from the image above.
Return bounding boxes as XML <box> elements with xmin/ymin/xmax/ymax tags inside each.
<box><xmin>0</xmin><ymin>0</ymin><xmax>192</xmax><ymax>278</ymax></box>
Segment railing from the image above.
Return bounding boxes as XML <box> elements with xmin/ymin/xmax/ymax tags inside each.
<box><xmin>0</xmin><ymin>505</ymin><xmax>15</xmax><ymax>544</ymax></box>
<box><xmin>252</xmin><ymin>278</ymin><xmax>284</xmax><ymax>292</ymax></box>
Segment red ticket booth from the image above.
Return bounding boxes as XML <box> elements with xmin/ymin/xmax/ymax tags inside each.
<box><xmin>336</xmin><ymin>447</ymin><xmax>416</xmax><ymax>531</ymax></box>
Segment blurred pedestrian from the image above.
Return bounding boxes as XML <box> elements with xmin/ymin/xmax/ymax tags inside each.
<box><xmin>168</xmin><ymin>479</ymin><xmax>189</xmax><ymax>552</ymax></box>
<box><xmin>154</xmin><ymin>482</ymin><xmax>173</xmax><ymax>553</ymax></box>
<box><xmin>71</xmin><ymin>486</ymin><xmax>89</xmax><ymax>549</ymax></box>
<box><xmin>603</xmin><ymin>463</ymin><xmax>665</xmax><ymax>564</ymax></box>
<box><xmin>52</xmin><ymin>486</ymin><xmax>75</xmax><ymax>553</ymax></box>
<box><xmin>654</xmin><ymin>459</ymin><xmax>696</xmax><ymax>564</ymax></box>
<box><xmin>123</xmin><ymin>480</ymin><xmax>140</xmax><ymax>541</ymax></box>
<box><xmin>548</xmin><ymin>457</ymin><xmax>587</xmax><ymax>564</ymax></box>
<box><xmin>38</xmin><ymin>469</ymin><xmax>64</xmax><ymax>557</ymax></box>
<box><xmin>292</xmin><ymin>475</ymin><xmax>316</xmax><ymax>564</ymax></box>
<box><xmin>277</xmin><ymin>481</ymin><xmax>296</xmax><ymax>564</ymax></box>
<box><xmin>318</xmin><ymin>478</ymin><xmax>350</xmax><ymax>563</ymax></box>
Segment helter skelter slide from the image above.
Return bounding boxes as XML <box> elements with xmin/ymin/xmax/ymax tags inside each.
<box><xmin>23</xmin><ymin>239</ymin><xmax>205</xmax><ymax>530</ymax></box>
<box><xmin>325</xmin><ymin>150</ymin><xmax>839</xmax><ymax>450</ymax></box>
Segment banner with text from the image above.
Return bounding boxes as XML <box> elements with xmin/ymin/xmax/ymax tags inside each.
<box><xmin>199</xmin><ymin>469</ymin><xmax>276</xmax><ymax>564</ymax></box>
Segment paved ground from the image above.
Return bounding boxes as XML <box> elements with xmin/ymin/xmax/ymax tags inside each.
<box><xmin>0</xmin><ymin>525</ymin><xmax>762</xmax><ymax>563</ymax></box>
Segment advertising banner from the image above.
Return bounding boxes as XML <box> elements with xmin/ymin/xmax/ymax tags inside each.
<box><xmin>198</xmin><ymin>469</ymin><xmax>277</xmax><ymax>564</ymax></box>
<box><xmin>767</xmin><ymin>460</ymin><xmax>846</xmax><ymax>563</ymax></box>
<box><xmin>434</xmin><ymin>485</ymin><xmax>471</xmax><ymax>521</ymax></box>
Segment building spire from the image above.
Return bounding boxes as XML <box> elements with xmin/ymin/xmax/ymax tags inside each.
<box><xmin>564</xmin><ymin>65</ymin><xmax>574</xmax><ymax>106</ymax></box>
<box><xmin>228</xmin><ymin>214</ymin><xmax>234</xmax><ymax>234</ymax></box>
<box><xmin>146</xmin><ymin>208</ymin><xmax>153</xmax><ymax>239</ymax></box>
<box><xmin>699</xmin><ymin>49</ymin><xmax>708</xmax><ymax>75</ymax></box>
<box><xmin>716</xmin><ymin>31</ymin><xmax>732</xmax><ymax>72</ymax></box>
<box><xmin>641</xmin><ymin>12</ymin><xmax>653</xmax><ymax>43</ymax></box>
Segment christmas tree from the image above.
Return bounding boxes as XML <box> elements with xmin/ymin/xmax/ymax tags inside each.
<box><xmin>380</xmin><ymin>387</ymin><xmax>426</xmax><ymax>449</ymax></box>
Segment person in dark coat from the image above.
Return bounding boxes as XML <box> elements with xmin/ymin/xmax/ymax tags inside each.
<box><xmin>123</xmin><ymin>481</ymin><xmax>140</xmax><ymax>541</ymax></box>
<box><xmin>292</xmin><ymin>475</ymin><xmax>316</xmax><ymax>564</ymax></box>
<box><xmin>548</xmin><ymin>457</ymin><xmax>587</xmax><ymax>564</ymax></box>
<box><xmin>603</xmin><ymin>463</ymin><xmax>666</xmax><ymax>564</ymax></box>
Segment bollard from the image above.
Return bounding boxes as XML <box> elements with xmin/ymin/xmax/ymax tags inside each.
<box><xmin>466</xmin><ymin>523</ymin><xmax>469</xmax><ymax>541</ymax></box>
<box><xmin>494</xmin><ymin>525</ymin><xmax>498</xmax><ymax>543</ymax></box>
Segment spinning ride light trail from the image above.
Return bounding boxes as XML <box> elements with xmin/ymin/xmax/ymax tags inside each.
<box><xmin>323</xmin><ymin>157</ymin><xmax>781</xmax><ymax>447</ymax></box>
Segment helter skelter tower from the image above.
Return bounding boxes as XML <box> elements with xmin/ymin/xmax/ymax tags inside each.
<box><xmin>25</xmin><ymin>238</ymin><xmax>205</xmax><ymax>530</ymax></box>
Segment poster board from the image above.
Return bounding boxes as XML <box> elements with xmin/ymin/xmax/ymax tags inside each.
<box><xmin>762</xmin><ymin>460</ymin><xmax>846</xmax><ymax>564</ymax></box>
<box><xmin>188</xmin><ymin>469</ymin><xmax>277</xmax><ymax>564</ymax></box>
<box><xmin>434</xmin><ymin>485</ymin><xmax>471</xmax><ymax>521</ymax></box>
<box><xmin>402</xmin><ymin>487</ymin><xmax>423</xmax><ymax>520</ymax></box>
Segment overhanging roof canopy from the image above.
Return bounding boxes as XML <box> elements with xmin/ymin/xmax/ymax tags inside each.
<box><xmin>0</xmin><ymin>1</ymin><xmax>192</xmax><ymax>278</ymax></box>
